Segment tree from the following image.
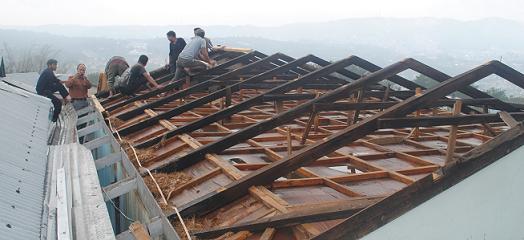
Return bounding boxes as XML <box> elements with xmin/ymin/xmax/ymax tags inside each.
<box><xmin>485</xmin><ymin>87</ymin><xmax>510</xmax><ymax>101</ymax></box>
<box><xmin>413</xmin><ymin>74</ymin><xmax>437</xmax><ymax>88</ymax></box>
<box><xmin>0</xmin><ymin>42</ymin><xmax>64</xmax><ymax>73</ymax></box>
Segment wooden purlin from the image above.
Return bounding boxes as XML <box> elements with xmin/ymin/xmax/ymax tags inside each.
<box><xmin>312</xmin><ymin>122</ymin><xmax>524</xmax><ymax>240</ymax></box>
<box><xmin>172</xmin><ymin>59</ymin><xmax>524</xmax><ymax>219</ymax></box>
<box><xmin>106</xmin><ymin>51</ymin><xmax>269</xmax><ymax>117</ymax></box>
<box><xmin>100</xmin><ymin>51</ymin><xmax>524</xmax><ymax>239</ymax></box>
<box><xmin>143</xmin><ymin>56</ymin><xmax>480</xmax><ymax>174</ymax></box>
<box><xmin>114</xmin><ymin>53</ymin><xmax>299</xmax><ymax>135</ymax></box>
<box><xmin>132</xmin><ymin>55</ymin><xmax>421</xmax><ymax>151</ymax></box>
<box><xmin>104</xmin><ymin>50</ymin><xmax>265</xmax><ymax>112</ymax></box>
<box><xmin>100</xmin><ymin>50</ymin><xmax>244</xmax><ymax>107</ymax></box>
<box><xmin>128</xmin><ymin>54</ymin><xmax>354</xmax><ymax>148</ymax></box>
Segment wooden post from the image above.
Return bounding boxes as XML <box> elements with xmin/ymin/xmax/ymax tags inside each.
<box><xmin>480</xmin><ymin>105</ymin><xmax>496</xmax><ymax>136</ymax></box>
<box><xmin>301</xmin><ymin>111</ymin><xmax>316</xmax><ymax>145</ymax></box>
<box><xmin>287</xmin><ymin>127</ymin><xmax>293</xmax><ymax>156</ymax></box>
<box><xmin>352</xmin><ymin>89</ymin><xmax>364</xmax><ymax>124</ymax></box>
<box><xmin>239</xmin><ymin>89</ymin><xmax>244</xmax><ymax>101</ymax></box>
<box><xmin>314</xmin><ymin>91</ymin><xmax>321</xmax><ymax>131</ymax></box>
<box><xmin>225</xmin><ymin>87</ymin><xmax>232</xmax><ymax>108</ymax></box>
<box><xmin>445</xmin><ymin>100</ymin><xmax>463</xmax><ymax>164</ymax></box>
<box><xmin>297</xmin><ymin>86</ymin><xmax>304</xmax><ymax>104</ymax></box>
<box><xmin>380</xmin><ymin>84</ymin><xmax>390</xmax><ymax>111</ymax></box>
<box><xmin>275</xmin><ymin>101</ymin><xmax>284</xmax><ymax>114</ymax></box>
<box><xmin>408</xmin><ymin>87</ymin><xmax>423</xmax><ymax>138</ymax></box>
<box><xmin>347</xmin><ymin>94</ymin><xmax>355</xmax><ymax>126</ymax></box>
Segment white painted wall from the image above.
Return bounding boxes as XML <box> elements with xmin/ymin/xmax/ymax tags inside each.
<box><xmin>363</xmin><ymin>146</ymin><xmax>524</xmax><ymax>240</ymax></box>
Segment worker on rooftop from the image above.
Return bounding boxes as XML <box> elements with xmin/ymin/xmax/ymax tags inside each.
<box><xmin>172</xmin><ymin>28</ymin><xmax>216</xmax><ymax>81</ymax></box>
<box><xmin>166</xmin><ymin>30</ymin><xmax>186</xmax><ymax>74</ymax></box>
<box><xmin>105</xmin><ymin>56</ymin><xmax>129</xmax><ymax>96</ymax></box>
<box><xmin>117</xmin><ymin>55</ymin><xmax>160</xmax><ymax>96</ymax></box>
<box><xmin>63</xmin><ymin>64</ymin><xmax>92</xmax><ymax>110</ymax></box>
<box><xmin>36</xmin><ymin>59</ymin><xmax>70</xmax><ymax>122</ymax></box>
<box><xmin>194</xmin><ymin>27</ymin><xmax>225</xmax><ymax>54</ymax></box>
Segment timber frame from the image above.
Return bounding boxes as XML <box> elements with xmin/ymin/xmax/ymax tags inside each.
<box><xmin>97</xmin><ymin>48</ymin><xmax>524</xmax><ymax>240</ymax></box>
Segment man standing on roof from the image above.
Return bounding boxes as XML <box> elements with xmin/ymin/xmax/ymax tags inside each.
<box><xmin>36</xmin><ymin>59</ymin><xmax>71</xmax><ymax>122</ymax></box>
<box><xmin>105</xmin><ymin>56</ymin><xmax>129</xmax><ymax>95</ymax></box>
<box><xmin>64</xmin><ymin>64</ymin><xmax>92</xmax><ymax>110</ymax></box>
<box><xmin>173</xmin><ymin>28</ymin><xmax>216</xmax><ymax>81</ymax></box>
<box><xmin>119</xmin><ymin>55</ymin><xmax>160</xmax><ymax>96</ymax></box>
<box><xmin>166</xmin><ymin>30</ymin><xmax>186</xmax><ymax>74</ymax></box>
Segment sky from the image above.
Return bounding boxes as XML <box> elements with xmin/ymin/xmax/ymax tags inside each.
<box><xmin>2</xmin><ymin>0</ymin><xmax>524</xmax><ymax>26</ymax></box>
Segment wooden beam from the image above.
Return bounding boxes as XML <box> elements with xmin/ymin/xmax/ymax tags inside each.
<box><xmin>116</xmin><ymin>52</ymin><xmax>291</xmax><ymax>121</ymax></box>
<box><xmin>120</xmin><ymin>54</ymin><xmax>319</xmax><ymax>138</ymax></box>
<box><xmin>377</xmin><ymin>112</ymin><xmax>524</xmax><ymax>129</ymax></box>
<box><xmin>312</xmin><ymin>122</ymin><xmax>524</xmax><ymax>240</ymax></box>
<box><xmin>192</xmin><ymin>198</ymin><xmax>381</xmax><ymax>239</ymax></box>
<box><xmin>499</xmin><ymin>111</ymin><xmax>520</xmax><ymax>127</ymax></box>
<box><xmin>134</xmin><ymin>55</ymin><xmax>360</xmax><ymax>149</ymax></box>
<box><xmin>105</xmin><ymin>51</ymin><xmax>264</xmax><ymax>112</ymax></box>
<box><xmin>172</xmin><ymin>59</ymin><xmax>524</xmax><ymax>218</ymax></box>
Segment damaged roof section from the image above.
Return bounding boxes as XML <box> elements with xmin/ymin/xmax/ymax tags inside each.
<box><xmin>99</xmin><ymin>49</ymin><xmax>524</xmax><ymax>240</ymax></box>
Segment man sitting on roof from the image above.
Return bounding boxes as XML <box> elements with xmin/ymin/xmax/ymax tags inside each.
<box><xmin>118</xmin><ymin>55</ymin><xmax>160</xmax><ymax>96</ymax></box>
<box><xmin>172</xmin><ymin>28</ymin><xmax>217</xmax><ymax>81</ymax></box>
<box><xmin>36</xmin><ymin>59</ymin><xmax>71</xmax><ymax>122</ymax></box>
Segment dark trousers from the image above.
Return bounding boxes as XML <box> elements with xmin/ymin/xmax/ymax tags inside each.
<box><xmin>47</xmin><ymin>94</ymin><xmax>62</xmax><ymax>122</ymax></box>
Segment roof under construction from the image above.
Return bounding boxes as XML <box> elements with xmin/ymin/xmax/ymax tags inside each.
<box><xmin>95</xmin><ymin>47</ymin><xmax>524</xmax><ymax>239</ymax></box>
<box><xmin>3</xmin><ymin>46</ymin><xmax>524</xmax><ymax>240</ymax></box>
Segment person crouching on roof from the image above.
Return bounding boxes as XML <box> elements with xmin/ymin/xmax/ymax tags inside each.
<box><xmin>105</xmin><ymin>56</ymin><xmax>129</xmax><ymax>96</ymax></box>
<box><xmin>63</xmin><ymin>63</ymin><xmax>92</xmax><ymax>111</ymax></box>
<box><xmin>172</xmin><ymin>28</ymin><xmax>217</xmax><ymax>82</ymax></box>
<box><xmin>36</xmin><ymin>59</ymin><xmax>71</xmax><ymax>122</ymax></box>
<box><xmin>118</xmin><ymin>55</ymin><xmax>160</xmax><ymax>96</ymax></box>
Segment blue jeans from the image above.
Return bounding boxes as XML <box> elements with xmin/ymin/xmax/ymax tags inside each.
<box><xmin>72</xmin><ymin>99</ymin><xmax>88</xmax><ymax>111</ymax></box>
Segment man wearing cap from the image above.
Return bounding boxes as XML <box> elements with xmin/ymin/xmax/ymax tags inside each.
<box><xmin>36</xmin><ymin>59</ymin><xmax>71</xmax><ymax>122</ymax></box>
<box><xmin>172</xmin><ymin>28</ymin><xmax>216</xmax><ymax>81</ymax></box>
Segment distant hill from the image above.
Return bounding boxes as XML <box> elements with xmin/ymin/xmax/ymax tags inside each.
<box><xmin>1</xmin><ymin>17</ymin><xmax>524</xmax><ymax>96</ymax></box>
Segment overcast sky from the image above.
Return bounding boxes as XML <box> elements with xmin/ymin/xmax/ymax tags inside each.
<box><xmin>2</xmin><ymin>0</ymin><xmax>523</xmax><ymax>26</ymax></box>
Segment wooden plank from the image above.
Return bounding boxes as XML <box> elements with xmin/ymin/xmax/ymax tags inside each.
<box><xmin>192</xmin><ymin>197</ymin><xmax>380</xmax><ymax>239</ymax></box>
<box><xmin>499</xmin><ymin>111</ymin><xmax>520</xmax><ymax>127</ymax></box>
<box><xmin>173</xmin><ymin>59</ymin><xmax>524</xmax><ymax>218</ymax></box>
<box><xmin>312</xmin><ymin>122</ymin><xmax>524</xmax><ymax>240</ymax></box>
<box><xmin>129</xmin><ymin>222</ymin><xmax>151</xmax><ymax>240</ymax></box>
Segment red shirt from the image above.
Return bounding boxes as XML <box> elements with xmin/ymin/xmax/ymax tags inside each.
<box><xmin>65</xmin><ymin>74</ymin><xmax>92</xmax><ymax>99</ymax></box>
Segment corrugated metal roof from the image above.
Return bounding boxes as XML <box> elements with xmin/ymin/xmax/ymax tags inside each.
<box><xmin>0</xmin><ymin>79</ymin><xmax>53</xmax><ymax>239</ymax></box>
<box><xmin>2</xmin><ymin>72</ymin><xmax>40</xmax><ymax>93</ymax></box>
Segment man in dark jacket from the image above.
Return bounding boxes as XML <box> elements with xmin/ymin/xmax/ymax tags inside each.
<box><xmin>167</xmin><ymin>30</ymin><xmax>186</xmax><ymax>74</ymax></box>
<box><xmin>36</xmin><ymin>59</ymin><xmax>70</xmax><ymax>122</ymax></box>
